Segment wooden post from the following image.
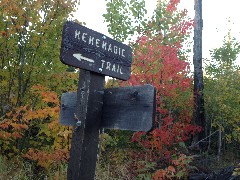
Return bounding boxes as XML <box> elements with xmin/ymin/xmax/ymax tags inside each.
<box><xmin>59</xmin><ymin>21</ymin><xmax>134</xmax><ymax>179</ymax></box>
<box><xmin>67</xmin><ymin>70</ymin><xmax>105</xmax><ymax>180</ymax></box>
<box><xmin>193</xmin><ymin>0</ymin><xmax>206</xmax><ymax>150</ymax></box>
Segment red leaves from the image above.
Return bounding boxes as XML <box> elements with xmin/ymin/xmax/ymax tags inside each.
<box><xmin>0</xmin><ymin>122</ymin><xmax>10</xmax><ymax>130</ymax></box>
<box><xmin>131</xmin><ymin>131</ymin><xmax>146</xmax><ymax>143</ymax></box>
<box><xmin>1</xmin><ymin>31</ymin><xmax>7</xmax><ymax>37</ymax></box>
<box><xmin>23</xmin><ymin>148</ymin><xmax>69</xmax><ymax>169</ymax></box>
<box><xmin>123</xmin><ymin>2</ymin><xmax>201</xmax><ymax>178</ymax></box>
<box><xmin>166</xmin><ymin>0</ymin><xmax>180</xmax><ymax>13</ymax></box>
<box><xmin>11</xmin><ymin>132</ymin><xmax>22</xmax><ymax>139</ymax></box>
<box><xmin>154</xmin><ymin>169</ymin><xmax>167</xmax><ymax>180</ymax></box>
<box><xmin>128</xmin><ymin>16</ymin><xmax>198</xmax><ymax>152</ymax></box>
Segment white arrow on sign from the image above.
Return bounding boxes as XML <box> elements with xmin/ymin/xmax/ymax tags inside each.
<box><xmin>73</xmin><ymin>53</ymin><xmax>95</xmax><ymax>63</ymax></box>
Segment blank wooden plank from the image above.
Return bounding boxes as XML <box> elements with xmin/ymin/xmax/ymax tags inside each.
<box><xmin>60</xmin><ymin>92</ymin><xmax>77</xmax><ymax>126</ymax></box>
<box><xmin>102</xmin><ymin>85</ymin><xmax>156</xmax><ymax>132</ymax></box>
<box><xmin>60</xmin><ymin>85</ymin><xmax>156</xmax><ymax>132</ymax></box>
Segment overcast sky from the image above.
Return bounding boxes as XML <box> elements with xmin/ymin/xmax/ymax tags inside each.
<box><xmin>74</xmin><ymin>0</ymin><xmax>240</xmax><ymax>62</ymax></box>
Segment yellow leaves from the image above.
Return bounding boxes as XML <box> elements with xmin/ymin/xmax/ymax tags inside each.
<box><xmin>57</xmin><ymin>129</ymin><xmax>72</xmax><ymax>139</ymax></box>
<box><xmin>1</xmin><ymin>80</ymin><xmax>9</xmax><ymax>87</ymax></box>
<box><xmin>32</xmin><ymin>109</ymin><xmax>50</xmax><ymax>119</ymax></box>
<box><xmin>232</xmin><ymin>163</ymin><xmax>240</xmax><ymax>176</ymax></box>
<box><xmin>48</xmin><ymin>120</ymin><xmax>59</xmax><ymax>130</ymax></box>
<box><xmin>33</xmin><ymin>0</ymin><xmax>43</xmax><ymax>10</ymax></box>
<box><xmin>0</xmin><ymin>0</ymin><xmax>79</xmax><ymax>172</ymax></box>
<box><xmin>0</xmin><ymin>131</ymin><xmax>11</xmax><ymax>139</ymax></box>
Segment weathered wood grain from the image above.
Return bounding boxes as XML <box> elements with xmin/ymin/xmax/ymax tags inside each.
<box><xmin>67</xmin><ymin>70</ymin><xmax>105</xmax><ymax>180</ymax></box>
<box><xmin>60</xmin><ymin>85</ymin><xmax>156</xmax><ymax>132</ymax></box>
<box><xmin>60</xmin><ymin>21</ymin><xmax>132</xmax><ymax>80</ymax></box>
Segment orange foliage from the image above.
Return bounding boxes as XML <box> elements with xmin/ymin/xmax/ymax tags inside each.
<box><xmin>0</xmin><ymin>85</ymin><xmax>72</xmax><ymax>168</ymax></box>
<box><xmin>23</xmin><ymin>148</ymin><xmax>69</xmax><ymax>169</ymax></box>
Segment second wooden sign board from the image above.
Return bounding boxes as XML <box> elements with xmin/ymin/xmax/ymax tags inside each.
<box><xmin>60</xmin><ymin>85</ymin><xmax>156</xmax><ymax>132</ymax></box>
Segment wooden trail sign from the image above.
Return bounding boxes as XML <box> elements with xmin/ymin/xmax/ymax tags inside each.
<box><xmin>60</xmin><ymin>85</ymin><xmax>156</xmax><ymax>132</ymax></box>
<box><xmin>59</xmin><ymin>21</ymin><xmax>156</xmax><ymax>180</ymax></box>
<box><xmin>60</xmin><ymin>21</ymin><xmax>132</xmax><ymax>80</ymax></box>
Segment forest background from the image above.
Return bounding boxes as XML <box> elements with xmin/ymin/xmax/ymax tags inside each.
<box><xmin>0</xmin><ymin>0</ymin><xmax>239</xmax><ymax>179</ymax></box>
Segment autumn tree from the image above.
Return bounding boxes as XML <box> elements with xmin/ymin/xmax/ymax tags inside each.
<box><xmin>0</xmin><ymin>0</ymin><xmax>80</xmax><ymax>176</ymax></box>
<box><xmin>101</xmin><ymin>0</ymin><xmax>200</xmax><ymax>179</ymax></box>
<box><xmin>204</xmin><ymin>33</ymin><xmax>240</xmax><ymax>159</ymax></box>
<box><xmin>0</xmin><ymin>0</ymin><xmax>80</xmax><ymax>114</ymax></box>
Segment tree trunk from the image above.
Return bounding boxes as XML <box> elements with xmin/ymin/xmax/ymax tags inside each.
<box><xmin>218</xmin><ymin>126</ymin><xmax>222</xmax><ymax>162</ymax></box>
<box><xmin>193</xmin><ymin>0</ymin><xmax>206</xmax><ymax>151</ymax></box>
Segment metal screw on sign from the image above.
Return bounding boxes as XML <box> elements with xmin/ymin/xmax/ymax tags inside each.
<box><xmin>74</xmin><ymin>113</ymin><xmax>81</xmax><ymax>126</ymax></box>
<box><xmin>76</xmin><ymin>121</ymin><xmax>81</xmax><ymax>126</ymax></box>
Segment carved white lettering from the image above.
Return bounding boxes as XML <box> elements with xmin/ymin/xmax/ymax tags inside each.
<box><xmin>106</xmin><ymin>62</ymin><xmax>111</xmax><ymax>70</ymax></box>
<box><xmin>74</xmin><ymin>29</ymin><xmax>127</xmax><ymax>58</ymax></box>
<box><xmin>108</xmin><ymin>44</ymin><xmax>112</xmax><ymax>52</ymax></box>
<box><xmin>120</xmin><ymin>67</ymin><xmax>123</xmax><ymax>74</ymax></box>
<box><xmin>101</xmin><ymin>60</ymin><xmax>105</xmax><ymax>68</ymax></box>
<box><xmin>122</xmin><ymin>49</ymin><xmax>125</xmax><ymax>57</ymax></box>
<box><xmin>82</xmin><ymin>33</ymin><xmax>87</xmax><ymax>42</ymax></box>
<box><xmin>89</xmin><ymin>36</ymin><xmax>94</xmax><ymax>45</ymax></box>
<box><xmin>102</xmin><ymin>41</ymin><xmax>107</xmax><ymax>50</ymax></box>
<box><xmin>112</xmin><ymin>64</ymin><xmax>116</xmax><ymax>72</ymax></box>
<box><xmin>96</xmin><ymin>39</ymin><xmax>100</xmax><ymax>47</ymax></box>
<box><xmin>100</xmin><ymin>60</ymin><xmax>124</xmax><ymax>75</ymax></box>
<box><xmin>75</xmin><ymin>30</ymin><xmax>81</xmax><ymax>39</ymax></box>
<box><xmin>114</xmin><ymin>46</ymin><xmax>118</xmax><ymax>54</ymax></box>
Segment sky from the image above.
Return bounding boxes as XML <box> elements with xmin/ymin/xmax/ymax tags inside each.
<box><xmin>74</xmin><ymin>0</ymin><xmax>240</xmax><ymax>63</ymax></box>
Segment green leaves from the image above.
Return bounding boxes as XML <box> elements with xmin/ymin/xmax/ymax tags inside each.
<box><xmin>204</xmin><ymin>34</ymin><xmax>240</xmax><ymax>144</ymax></box>
<box><xmin>103</xmin><ymin>0</ymin><xmax>147</xmax><ymax>42</ymax></box>
<box><xmin>0</xmin><ymin>0</ymin><xmax>80</xmax><ymax>111</ymax></box>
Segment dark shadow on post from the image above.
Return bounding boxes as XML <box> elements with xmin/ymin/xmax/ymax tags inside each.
<box><xmin>67</xmin><ymin>70</ymin><xmax>105</xmax><ymax>180</ymax></box>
